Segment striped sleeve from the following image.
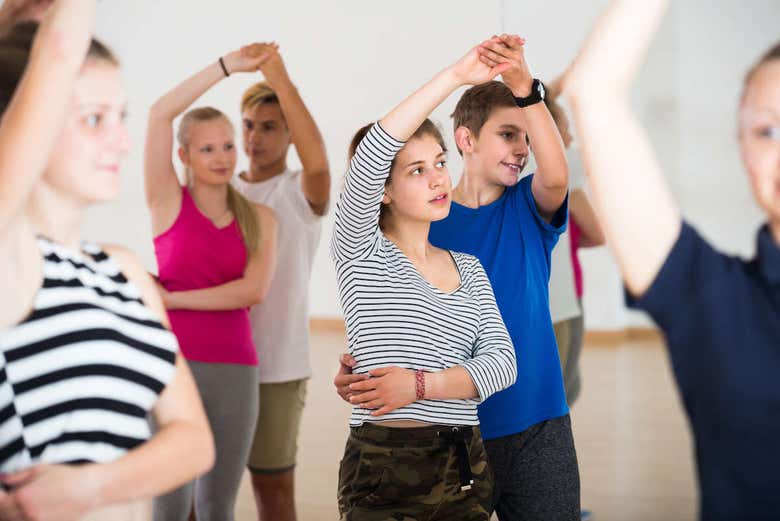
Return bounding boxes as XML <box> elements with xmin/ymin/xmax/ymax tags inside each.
<box><xmin>460</xmin><ymin>260</ymin><xmax>518</xmax><ymax>402</ymax></box>
<box><xmin>331</xmin><ymin>123</ymin><xmax>405</xmax><ymax>262</ymax></box>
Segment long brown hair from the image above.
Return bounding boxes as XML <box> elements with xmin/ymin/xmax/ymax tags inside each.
<box><xmin>0</xmin><ymin>21</ymin><xmax>118</xmax><ymax>116</ymax></box>
<box><xmin>177</xmin><ymin>107</ymin><xmax>261</xmax><ymax>255</ymax></box>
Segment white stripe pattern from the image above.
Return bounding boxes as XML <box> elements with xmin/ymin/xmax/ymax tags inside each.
<box><xmin>0</xmin><ymin>238</ymin><xmax>178</xmax><ymax>471</ymax></box>
<box><xmin>331</xmin><ymin>123</ymin><xmax>517</xmax><ymax>427</ymax></box>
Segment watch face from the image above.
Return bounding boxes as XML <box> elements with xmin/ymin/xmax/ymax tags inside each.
<box><xmin>538</xmin><ymin>81</ymin><xmax>546</xmax><ymax>99</ymax></box>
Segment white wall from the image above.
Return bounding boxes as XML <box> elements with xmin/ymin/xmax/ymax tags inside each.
<box><xmin>86</xmin><ymin>1</ymin><xmax>779</xmax><ymax>329</ymax></box>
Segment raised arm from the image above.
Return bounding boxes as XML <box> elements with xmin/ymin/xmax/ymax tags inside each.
<box><xmin>331</xmin><ymin>46</ymin><xmax>510</xmax><ymax>262</ymax></box>
<box><xmin>478</xmin><ymin>35</ymin><xmax>569</xmax><ymax>221</ymax></box>
<box><xmin>144</xmin><ymin>44</ymin><xmax>275</xmax><ymax>233</ymax></box>
<box><xmin>160</xmin><ymin>205</ymin><xmax>278</xmax><ymax>311</ymax></box>
<box><xmin>0</xmin><ymin>0</ymin><xmax>94</xmax><ymax>239</ymax></box>
<box><xmin>564</xmin><ymin>0</ymin><xmax>680</xmax><ymax>296</ymax></box>
<box><xmin>259</xmin><ymin>49</ymin><xmax>331</xmax><ymax>215</ymax></box>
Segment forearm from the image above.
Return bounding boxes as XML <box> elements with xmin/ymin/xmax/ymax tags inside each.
<box><xmin>0</xmin><ymin>0</ymin><xmax>94</xmax><ymax>233</ymax></box>
<box><xmin>565</xmin><ymin>0</ymin><xmax>680</xmax><ymax>295</ymax></box>
<box><xmin>524</xmin><ymin>102</ymin><xmax>568</xmax><ymax>193</ymax></box>
<box><xmin>567</xmin><ymin>101</ymin><xmax>679</xmax><ymax>294</ymax></box>
<box><xmin>166</xmin><ymin>278</ymin><xmax>262</xmax><ymax>310</ymax></box>
<box><xmin>380</xmin><ymin>68</ymin><xmax>462</xmax><ymax>140</ymax></box>
<box><xmin>274</xmin><ymin>80</ymin><xmax>329</xmax><ymax>176</ymax></box>
<box><xmin>567</xmin><ymin>0</ymin><xmax>670</xmax><ymax>98</ymax></box>
<box><xmin>87</xmin><ymin>419</ymin><xmax>212</xmax><ymax>508</ymax></box>
<box><xmin>150</xmin><ymin>62</ymin><xmax>225</xmax><ymax>121</ymax></box>
<box><xmin>425</xmin><ymin>366</ymin><xmax>478</xmax><ymax>400</ymax></box>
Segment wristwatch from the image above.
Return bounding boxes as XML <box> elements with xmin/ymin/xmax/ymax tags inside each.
<box><xmin>513</xmin><ymin>79</ymin><xmax>545</xmax><ymax>108</ymax></box>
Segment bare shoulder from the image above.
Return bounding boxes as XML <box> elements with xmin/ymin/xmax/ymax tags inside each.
<box><xmin>0</xmin><ymin>220</ymin><xmax>42</xmax><ymax>329</ymax></box>
<box><xmin>100</xmin><ymin>243</ymin><xmax>170</xmax><ymax>327</ymax></box>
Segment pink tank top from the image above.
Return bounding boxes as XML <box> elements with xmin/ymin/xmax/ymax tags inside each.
<box><xmin>154</xmin><ymin>187</ymin><xmax>257</xmax><ymax>365</ymax></box>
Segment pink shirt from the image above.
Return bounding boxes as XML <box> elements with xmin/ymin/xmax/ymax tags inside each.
<box><xmin>154</xmin><ymin>187</ymin><xmax>257</xmax><ymax>365</ymax></box>
<box><xmin>570</xmin><ymin>219</ymin><xmax>584</xmax><ymax>299</ymax></box>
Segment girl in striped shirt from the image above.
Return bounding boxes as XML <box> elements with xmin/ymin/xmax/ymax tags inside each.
<box><xmin>0</xmin><ymin>1</ymin><xmax>213</xmax><ymax>519</ymax></box>
<box><xmin>332</xmin><ymin>44</ymin><xmax>517</xmax><ymax>520</ymax></box>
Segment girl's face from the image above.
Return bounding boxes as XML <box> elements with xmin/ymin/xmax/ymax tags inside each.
<box><xmin>42</xmin><ymin>61</ymin><xmax>130</xmax><ymax>205</ymax></box>
<box><xmin>383</xmin><ymin>134</ymin><xmax>452</xmax><ymax>226</ymax></box>
<box><xmin>739</xmin><ymin>60</ymin><xmax>780</xmax><ymax>225</ymax></box>
<box><xmin>180</xmin><ymin>119</ymin><xmax>237</xmax><ymax>186</ymax></box>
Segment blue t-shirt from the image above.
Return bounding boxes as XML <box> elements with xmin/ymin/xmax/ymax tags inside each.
<box><xmin>627</xmin><ymin>222</ymin><xmax>780</xmax><ymax>521</ymax></box>
<box><xmin>429</xmin><ymin>174</ymin><xmax>569</xmax><ymax>440</ymax></box>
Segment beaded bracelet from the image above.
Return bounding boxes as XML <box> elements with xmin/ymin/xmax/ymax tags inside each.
<box><xmin>415</xmin><ymin>369</ymin><xmax>426</xmax><ymax>400</ymax></box>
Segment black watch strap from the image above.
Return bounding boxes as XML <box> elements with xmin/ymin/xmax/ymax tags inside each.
<box><xmin>513</xmin><ymin>79</ymin><xmax>545</xmax><ymax>108</ymax></box>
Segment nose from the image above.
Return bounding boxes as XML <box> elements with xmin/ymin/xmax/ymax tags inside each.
<box><xmin>429</xmin><ymin>167</ymin><xmax>447</xmax><ymax>189</ymax></box>
<box><xmin>515</xmin><ymin>138</ymin><xmax>530</xmax><ymax>158</ymax></box>
<box><xmin>112</xmin><ymin>121</ymin><xmax>131</xmax><ymax>155</ymax></box>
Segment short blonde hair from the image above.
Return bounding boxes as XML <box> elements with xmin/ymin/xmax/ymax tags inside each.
<box><xmin>241</xmin><ymin>81</ymin><xmax>279</xmax><ymax>114</ymax></box>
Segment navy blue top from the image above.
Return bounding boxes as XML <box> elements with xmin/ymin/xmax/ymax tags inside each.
<box><xmin>627</xmin><ymin>222</ymin><xmax>780</xmax><ymax>521</ymax></box>
<box><xmin>429</xmin><ymin>174</ymin><xmax>570</xmax><ymax>440</ymax></box>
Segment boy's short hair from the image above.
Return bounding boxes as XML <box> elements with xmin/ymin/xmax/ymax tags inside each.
<box><xmin>451</xmin><ymin>81</ymin><xmax>517</xmax><ymax>148</ymax></box>
<box><xmin>241</xmin><ymin>81</ymin><xmax>280</xmax><ymax>114</ymax></box>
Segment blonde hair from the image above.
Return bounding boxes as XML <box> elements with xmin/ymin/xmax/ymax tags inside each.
<box><xmin>241</xmin><ymin>81</ymin><xmax>280</xmax><ymax>114</ymax></box>
<box><xmin>177</xmin><ymin>107</ymin><xmax>261</xmax><ymax>255</ymax></box>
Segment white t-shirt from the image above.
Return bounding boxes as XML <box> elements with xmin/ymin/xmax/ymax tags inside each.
<box><xmin>232</xmin><ymin>169</ymin><xmax>322</xmax><ymax>383</ymax></box>
<box><xmin>548</xmin><ymin>146</ymin><xmax>585</xmax><ymax>323</ymax></box>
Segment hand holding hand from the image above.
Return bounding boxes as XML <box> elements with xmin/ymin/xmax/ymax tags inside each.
<box><xmin>333</xmin><ymin>353</ymin><xmax>368</xmax><ymax>403</ymax></box>
<box><xmin>1</xmin><ymin>464</ymin><xmax>101</xmax><ymax>521</ymax></box>
<box><xmin>477</xmin><ymin>34</ymin><xmax>534</xmax><ymax>97</ymax></box>
<box><xmin>450</xmin><ymin>44</ymin><xmax>512</xmax><ymax>87</ymax></box>
<box><xmin>222</xmin><ymin>42</ymin><xmax>278</xmax><ymax>75</ymax></box>
<box><xmin>348</xmin><ymin>366</ymin><xmax>417</xmax><ymax>417</ymax></box>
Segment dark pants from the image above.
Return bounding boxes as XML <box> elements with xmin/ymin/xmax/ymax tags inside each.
<box><xmin>338</xmin><ymin>423</ymin><xmax>493</xmax><ymax>520</ymax></box>
<box><xmin>485</xmin><ymin>415</ymin><xmax>581</xmax><ymax>521</ymax></box>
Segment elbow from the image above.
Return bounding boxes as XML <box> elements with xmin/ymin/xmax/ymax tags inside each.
<box><xmin>148</xmin><ymin>100</ymin><xmax>175</xmax><ymax>122</ymax></box>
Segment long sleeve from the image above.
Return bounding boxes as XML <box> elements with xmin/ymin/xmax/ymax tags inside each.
<box><xmin>330</xmin><ymin>123</ymin><xmax>405</xmax><ymax>262</ymax></box>
<box><xmin>460</xmin><ymin>260</ymin><xmax>518</xmax><ymax>402</ymax></box>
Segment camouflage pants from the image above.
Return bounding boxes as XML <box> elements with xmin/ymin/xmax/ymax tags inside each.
<box><xmin>337</xmin><ymin>423</ymin><xmax>493</xmax><ymax>521</ymax></box>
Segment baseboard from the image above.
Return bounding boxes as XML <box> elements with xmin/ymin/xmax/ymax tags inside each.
<box><xmin>310</xmin><ymin>318</ymin><xmax>662</xmax><ymax>345</ymax></box>
<box><xmin>309</xmin><ymin>317</ymin><xmax>346</xmax><ymax>333</ymax></box>
<box><xmin>584</xmin><ymin>327</ymin><xmax>663</xmax><ymax>345</ymax></box>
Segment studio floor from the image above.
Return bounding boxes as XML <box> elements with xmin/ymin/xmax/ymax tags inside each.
<box><xmin>234</xmin><ymin>329</ymin><xmax>698</xmax><ymax>521</ymax></box>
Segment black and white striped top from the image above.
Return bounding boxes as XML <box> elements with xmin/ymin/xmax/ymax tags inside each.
<box><xmin>331</xmin><ymin>123</ymin><xmax>517</xmax><ymax>427</ymax></box>
<box><xmin>0</xmin><ymin>238</ymin><xmax>178</xmax><ymax>471</ymax></box>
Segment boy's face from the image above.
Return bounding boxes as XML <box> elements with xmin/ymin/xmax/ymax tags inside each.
<box><xmin>467</xmin><ymin>106</ymin><xmax>530</xmax><ymax>187</ymax></box>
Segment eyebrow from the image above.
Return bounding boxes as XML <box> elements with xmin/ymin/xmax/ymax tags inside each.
<box><xmin>404</xmin><ymin>152</ymin><xmax>446</xmax><ymax>169</ymax></box>
<box><xmin>497</xmin><ymin>124</ymin><xmax>522</xmax><ymax>132</ymax></box>
<box><xmin>78</xmin><ymin>102</ymin><xmax>125</xmax><ymax>111</ymax></box>
<box><xmin>243</xmin><ymin>118</ymin><xmax>277</xmax><ymax>125</ymax></box>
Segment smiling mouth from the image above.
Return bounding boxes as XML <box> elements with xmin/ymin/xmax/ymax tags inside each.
<box><xmin>501</xmin><ymin>159</ymin><xmax>527</xmax><ymax>175</ymax></box>
<box><xmin>430</xmin><ymin>193</ymin><xmax>449</xmax><ymax>203</ymax></box>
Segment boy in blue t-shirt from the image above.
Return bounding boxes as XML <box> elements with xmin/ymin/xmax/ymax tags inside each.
<box><xmin>431</xmin><ymin>39</ymin><xmax>577</xmax><ymax>520</ymax></box>
<box><xmin>335</xmin><ymin>35</ymin><xmax>577</xmax><ymax>519</ymax></box>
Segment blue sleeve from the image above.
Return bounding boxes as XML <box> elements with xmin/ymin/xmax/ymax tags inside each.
<box><xmin>517</xmin><ymin>174</ymin><xmax>568</xmax><ymax>255</ymax></box>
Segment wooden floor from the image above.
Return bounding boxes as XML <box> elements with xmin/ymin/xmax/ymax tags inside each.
<box><xmin>234</xmin><ymin>330</ymin><xmax>698</xmax><ymax>521</ymax></box>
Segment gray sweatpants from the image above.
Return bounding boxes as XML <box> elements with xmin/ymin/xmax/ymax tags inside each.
<box><xmin>153</xmin><ymin>361</ymin><xmax>258</xmax><ymax>521</ymax></box>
